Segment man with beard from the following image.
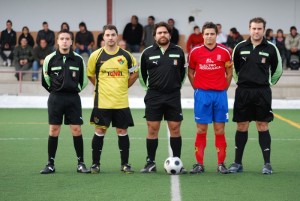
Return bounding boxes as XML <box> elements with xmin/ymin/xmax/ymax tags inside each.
<box><xmin>139</xmin><ymin>22</ymin><xmax>187</xmax><ymax>173</ymax></box>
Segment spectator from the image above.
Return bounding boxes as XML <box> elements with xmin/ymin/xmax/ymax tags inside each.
<box><xmin>32</xmin><ymin>38</ymin><xmax>53</xmax><ymax>81</ymax></box>
<box><xmin>216</xmin><ymin>23</ymin><xmax>227</xmax><ymax>45</ymax></box>
<box><xmin>60</xmin><ymin>22</ymin><xmax>74</xmax><ymax>40</ymax></box>
<box><xmin>96</xmin><ymin>32</ymin><xmax>104</xmax><ymax>48</ymax></box>
<box><xmin>122</xmin><ymin>15</ymin><xmax>143</xmax><ymax>52</ymax></box>
<box><xmin>265</xmin><ymin>28</ymin><xmax>275</xmax><ymax>44</ymax></box>
<box><xmin>13</xmin><ymin>38</ymin><xmax>34</xmax><ymax>81</ymax></box>
<box><xmin>0</xmin><ymin>20</ymin><xmax>16</xmax><ymax>66</ymax></box>
<box><xmin>186</xmin><ymin>26</ymin><xmax>204</xmax><ymax>53</ymax></box>
<box><xmin>168</xmin><ymin>18</ymin><xmax>179</xmax><ymax>45</ymax></box>
<box><xmin>284</xmin><ymin>26</ymin><xmax>300</xmax><ymax>68</ymax></box>
<box><xmin>275</xmin><ymin>29</ymin><xmax>287</xmax><ymax>68</ymax></box>
<box><xmin>143</xmin><ymin>16</ymin><xmax>155</xmax><ymax>48</ymax></box>
<box><xmin>18</xmin><ymin>26</ymin><xmax>34</xmax><ymax>48</ymax></box>
<box><xmin>226</xmin><ymin>27</ymin><xmax>244</xmax><ymax>52</ymax></box>
<box><xmin>118</xmin><ymin>39</ymin><xmax>127</xmax><ymax>50</ymax></box>
<box><xmin>36</xmin><ymin>21</ymin><xmax>55</xmax><ymax>49</ymax></box>
<box><xmin>75</xmin><ymin>22</ymin><xmax>94</xmax><ymax>56</ymax></box>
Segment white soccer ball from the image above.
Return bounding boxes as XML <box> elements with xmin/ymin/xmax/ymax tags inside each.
<box><xmin>164</xmin><ymin>157</ymin><xmax>183</xmax><ymax>175</ymax></box>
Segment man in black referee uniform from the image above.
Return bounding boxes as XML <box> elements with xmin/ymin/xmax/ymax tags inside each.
<box><xmin>40</xmin><ymin>29</ymin><xmax>89</xmax><ymax>174</ymax></box>
<box><xmin>228</xmin><ymin>17</ymin><xmax>283</xmax><ymax>174</ymax></box>
<box><xmin>139</xmin><ymin>22</ymin><xmax>187</xmax><ymax>173</ymax></box>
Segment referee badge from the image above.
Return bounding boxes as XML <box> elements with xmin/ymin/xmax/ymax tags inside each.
<box><xmin>261</xmin><ymin>57</ymin><xmax>266</xmax><ymax>63</ymax></box>
<box><xmin>174</xmin><ymin>59</ymin><xmax>178</xmax><ymax>66</ymax></box>
<box><xmin>72</xmin><ymin>71</ymin><xmax>76</xmax><ymax>77</ymax></box>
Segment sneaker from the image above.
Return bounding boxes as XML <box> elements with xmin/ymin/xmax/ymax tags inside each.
<box><xmin>77</xmin><ymin>162</ymin><xmax>90</xmax><ymax>173</ymax></box>
<box><xmin>121</xmin><ymin>163</ymin><xmax>134</xmax><ymax>174</ymax></box>
<box><xmin>32</xmin><ymin>77</ymin><xmax>38</xmax><ymax>81</ymax></box>
<box><xmin>3</xmin><ymin>61</ymin><xmax>7</xmax><ymax>66</ymax></box>
<box><xmin>217</xmin><ymin>163</ymin><xmax>229</xmax><ymax>174</ymax></box>
<box><xmin>189</xmin><ymin>163</ymin><xmax>205</xmax><ymax>174</ymax></box>
<box><xmin>228</xmin><ymin>162</ymin><xmax>243</xmax><ymax>173</ymax></box>
<box><xmin>7</xmin><ymin>59</ymin><xmax>11</xmax><ymax>67</ymax></box>
<box><xmin>90</xmin><ymin>164</ymin><xmax>100</xmax><ymax>174</ymax></box>
<box><xmin>40</xmin><ymin>164</ymin><xmax>55</xmax><ymax>174</ymax></box>
<box><xmin>180</xmin><ymin>167</ymin><xmax>188</xmax><ymax>174</ymax></box>
<box><xmin>140</xmin><ymin>159</ymin><xmax>156</xmax><ymax>173</ymax></box>
<box><xmin>262</xmin><ymin>163</ymin><xmax>273</xmax><ymax>174</ymax></box>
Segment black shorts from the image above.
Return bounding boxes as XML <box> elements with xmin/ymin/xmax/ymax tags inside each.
<box><xmin>90</xmin><ymin>108</ymin><xmax>134</xmax><ymax>129</ymax></box>
<box><xmin>144</xmin><ymin>90</ymin><xmax>183</xmax><ymax>121</ymax></box>
<box><xmin>48</xmin><ymin>93</ymin><xmax>83</xmax><ymax>125</ymax></box>
<box><xmin>233</xmin><ymin>87</ymin><xmax>274</xmax><ymax>122</ymax></box>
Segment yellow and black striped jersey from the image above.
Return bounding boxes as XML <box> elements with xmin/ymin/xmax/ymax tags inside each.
<box><xmin>87</xmin><ymin>47</ymin><xmax>138</xmax><ymax>109</ymax></box>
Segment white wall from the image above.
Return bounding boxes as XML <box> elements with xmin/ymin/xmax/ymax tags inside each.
<box><xmin>0</xmin><ymin>0</ymin><xmax>106</xmax><ymax>32</ymax></box>
<box><xmin>0</xmin><ymin>0</ymin><xmax>299</xmax><ymax>36</ymax></box>
<box><xmin>114</xmin><ymin>0</ymin><xmax>300</xmax><ymax>36</ymax></box>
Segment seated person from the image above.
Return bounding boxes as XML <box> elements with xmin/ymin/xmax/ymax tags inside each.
<box><xmin>32</xmin><ymin>38</ymin><xmax>53</xmax><ymax>81</ymax></box>
<box><xmin>186</xmin><ymin>26</ymin><xmax>204</xmax><ymax>53</ymax></box>
<box><xmin>18</xmin><ymin>26</ymin><xmax>35</xmax><ymax>48</ymax></box>
<box><xmin>1</xmin><ymin>20</ymin><xmax>16</xmax><ymax>66</ymax></box>
<box><xmin>36</xmin><ymin>21</ymin><xmax>55</xmax><ymax>50</ymax></box>
<box><xmin>75</xmin><ymin>22</ymin><xmax>94</xmax><ymax>56</ymax></box>
<box><xmin>96</xmin><ymin>32</ymin><xmax>104</xmax><ymax>48</ymax></box>
<box><xmin>226</xmin><ymin>27</ymin><xmax>244</xmax><ymax>52</ymax></box>
<box><xmin>285</xmin><ymin>26</ymin><xmax>300</xmax><ymax>68</ymax></box>
<box><xmin>13</xmin><ymin>38</ymin><xmax>34</xmax><ymax>80</ymax></box>
<box><xmin>118</xmin><ymin>39</ymin><xmax>127</xmax><ymax>50</ymax></box>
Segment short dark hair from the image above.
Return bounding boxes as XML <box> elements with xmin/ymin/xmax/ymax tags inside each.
<box><xmin>193</xmin><ymin>26</ymin><xmax>199</xmax><ymax>31</ymax></box>
<box><xmin>265</xmin><ymin>28</ymin><xmax>273</xmax><ymax>37</ymax></box>
<box><xmin>132</xmin><ymin>15</ymin><xmax>139</xmax><ymax>22</ymax></box>
<box><xmin>153</xmin><ymin>21</ymin><xmax>172</xmax><ymax>37</ymax></box>
<box><xmin>103</xmin><ymin>24</ymin><xmax>118</xmax><ymax>35</ymax></box>
<box><xmin>149</xmin><ymin>16</ymin><xmax>155</xmax><ymax>21</ymax></box>
<box><xmin>202</xmin><ymin>22</ymin><xmax>218</xmax><ymax>35</ymax></box>
<box><xmin>57</xmin><ymin>29</ymin><xmax>72</xmax><ymax>38</ymax></box>
<box><xmin>6</xmin><ymin>20</ymin><xmax>12</xmax><ymax>25</ymax></box>
<box><xmin>249</xmin><ymin>17</ymin><xmax>266</xmax><ymax>29</ymax></box>
<box><xmin>79</xmin><ymin>22</ymin><xmax>87</xmax><ymax>30</ymax></box>
<box><xmin>230</xmin><ymin>27</ymin><xmax>238</xmax><ymax>34</ymax></box>
<box><xmin>42</xmin><ymin>21</ymin><xmax>48</xmax><ymax>25</ymax></box>
<box><xmin>290</xmin><ymin>26</ymin><xmax>297</xmax><ymax>32</ymax></box>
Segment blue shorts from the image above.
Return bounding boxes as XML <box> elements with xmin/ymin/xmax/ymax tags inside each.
<box><xmin>194</xmin><ymin>89</ymin><xmax>229</xmax><ymax>124</ymax></box>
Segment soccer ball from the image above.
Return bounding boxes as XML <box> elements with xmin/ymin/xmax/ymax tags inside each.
<box><xmin>164</xmin><ymin>157</ymin><xmax>183</xmax><ymax>175</ymax></box>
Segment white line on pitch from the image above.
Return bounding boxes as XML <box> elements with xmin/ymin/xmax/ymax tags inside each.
<box><xmin>167</xmin><ymin>126</ymin><xmax>182</xmax><ymax>201</ymax></box>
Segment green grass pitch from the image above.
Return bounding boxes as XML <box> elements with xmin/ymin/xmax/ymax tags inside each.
<box><xmin>0</xmin><ymin>108</ymin><xmax>299</xmax><ymax>201</ymax></box>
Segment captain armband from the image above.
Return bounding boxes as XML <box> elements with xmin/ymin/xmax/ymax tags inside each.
<box><xmin>129</xmin><ymin>65</ymin><xmax>138</xmax><ymax>74</ymax></box>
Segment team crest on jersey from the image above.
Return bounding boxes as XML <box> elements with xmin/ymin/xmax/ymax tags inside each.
<box><xmin>174</xmin><ymin>59</ymin><xmax>178</xmax><ymax>65</ymax></box>
<box><xmin>206</xmin><ymin>58</ymin><xmax>214</xmax><ymax>63</ymax></box>
<box><xmin>261</xmin><ymin>57</ymin><xmax>266</xmax><ymax>63</ymax></box>
<box><xmin>118</xmin><ymin>58</ymin><xmax>125</xmax><ymax>64</ymax></box>
<box><xmin>217</xmin><ymin>54</ymin><xmax>221</xmax><ymax>61</ymax></box>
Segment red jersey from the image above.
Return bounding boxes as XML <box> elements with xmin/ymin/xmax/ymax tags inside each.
<box><xmin>188</xmin><ymin>44</ymin><xmax>231</xmax><ymax>90</ymax></box>
<box><xmin>186</xmin><ymin>33</ymin><xmax>204</xmax><ymax>53</ymax></box>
